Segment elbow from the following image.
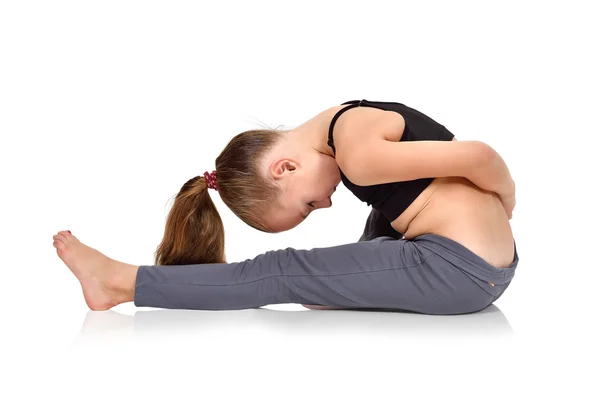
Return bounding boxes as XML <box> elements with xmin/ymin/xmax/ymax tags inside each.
<box><xmin>476</xmin><ymin>141</ymin><xmax>499</xmax><ymax>168</ymax></box>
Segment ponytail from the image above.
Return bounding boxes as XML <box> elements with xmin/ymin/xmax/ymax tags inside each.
<box><xmin>154</xmin><ymin>175</ymin><xmax>226</xmax><ymax>265</ymax></box>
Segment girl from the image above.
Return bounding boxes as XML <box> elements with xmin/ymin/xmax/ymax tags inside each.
<box><xmin>53</xmin><ymin>99</ymin><xmax>518</xmax><ymax>314</ymax></box>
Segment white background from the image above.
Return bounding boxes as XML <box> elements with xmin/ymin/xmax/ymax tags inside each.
<box><xmin>1</xmin><ymin>0</ymin><xmax>598</xmax><ymax>398</ymax></box>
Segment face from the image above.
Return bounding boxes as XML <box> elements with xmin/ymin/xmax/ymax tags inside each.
<box><xmin>265</xmin><ymin>152</ymin><xmax>341</xmax><ymax>232</ymax></box>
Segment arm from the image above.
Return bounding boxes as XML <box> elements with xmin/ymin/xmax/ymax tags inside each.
<box><xmin>464</xmin><ymin>145</ymin><xmax>515</xmax><ymax>199</ymax></box>
<box><xmin>336</xmin><ymin>136</ymin><xmax>514</xmax><ymax>199</ymax></box>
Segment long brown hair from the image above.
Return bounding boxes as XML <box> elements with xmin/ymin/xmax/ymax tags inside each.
<box><xmin>154</xmin><ymin>129</ymin><xmax>284</xmax><ymax>265</ymax></box>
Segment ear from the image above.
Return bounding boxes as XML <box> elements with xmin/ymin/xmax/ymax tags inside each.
<box><xmin>270</xmin><ymin>158</ymin><xmax>298</xmax><ymax>180</ymax></box>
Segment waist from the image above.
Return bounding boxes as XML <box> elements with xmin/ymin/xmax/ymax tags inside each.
<box><xmin>390</xmin><ymin>177</ymin><xmax>515</xmax><ymax>269</ymax></box>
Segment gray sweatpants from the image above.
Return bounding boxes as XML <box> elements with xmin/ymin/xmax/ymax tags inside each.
<box><xmin>134</xmin><ymin>208</ymin><xmax>519</xmax><ymax>314</ymax></box>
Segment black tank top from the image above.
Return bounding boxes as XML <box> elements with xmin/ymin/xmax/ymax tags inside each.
<box><xmin>327</xmin><ymin>99</ymin><xmax>455</xmax><ymax>223</ymax></box>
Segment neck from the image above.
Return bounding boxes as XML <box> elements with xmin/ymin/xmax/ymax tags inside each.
<box><xmin>286</xmin><ymin>115</ymin><xmax>334</xmax><ymax>157</ymax></box>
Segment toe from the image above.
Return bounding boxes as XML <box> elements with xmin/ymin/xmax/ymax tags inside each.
<box><xmin>59</xmin><ymin>230</ymin><xmax>79</xmax><ymax>243</ymax></box>
<box><xmin>66</xmin><ymin>231</ymin><xmax>78</xmax><ymax>241</ymax></box>
<box><xmin>53</xmin><ymin>237</ymin><xmax>66</xmax><ymax>251</ymax></box>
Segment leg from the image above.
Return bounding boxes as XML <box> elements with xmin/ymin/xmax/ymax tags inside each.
<box><xmin>132</xmin><ymin>234</ymin><xmax>493</xmax><ymax>313</ymax></box>
<box><xmin>303</xmin><ymin>207</ymin><xmax>400</xmax><ymax>310</ymax></box>
<box><xmin>358</xmin><ymin>207</ymin><xmax>403</xmax><ymax>242</ymax></box>
<box><xmin>53</xmin><ymin>207</ymin><xmax>394</xmax><ymax>311</ymax></box>
<box><xmin>53</xmin><ymin>229</ymin><xmax>496</xmax><ymax>314</ymax></box>
<box><xmin>301</xmin><ymin>304</ymin><xmax>344</xmax><ymax>310</ymax></box>
<box><xmin>132</xmin><ymin>236</ymin><xmax>427</xmax><ymax>310</ymax></box>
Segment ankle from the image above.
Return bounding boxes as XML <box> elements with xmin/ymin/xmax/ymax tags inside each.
<box><xmin>107</xmin><ymin>261</ymin><xmax>138</xmax><ymax>303</ymax></box>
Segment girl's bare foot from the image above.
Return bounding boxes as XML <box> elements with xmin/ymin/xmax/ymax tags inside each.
<box><xmin>52</xmin><ymin>230</ymin><xmax>138</xmax><ymax>310</ymax></box>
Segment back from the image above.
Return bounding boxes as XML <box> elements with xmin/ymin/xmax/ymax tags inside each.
<box><xmin>327</xmin><ymin>99</ymin><xmax>455</xmax><ymax>222</ymax></box>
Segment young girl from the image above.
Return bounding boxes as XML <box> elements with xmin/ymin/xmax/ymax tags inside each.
<box><xmin>53</xmin><ymin>99</ymin><xmax>518</xmax><ymax>315</ymax></box>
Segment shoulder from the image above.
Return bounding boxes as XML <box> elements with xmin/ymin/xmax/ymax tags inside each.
<box><xmin>327</xmin><ymin>104</ymin><xmax>406</xmax><ymax>152</ymax></box>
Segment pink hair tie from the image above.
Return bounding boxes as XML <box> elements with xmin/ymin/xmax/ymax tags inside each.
<box><xmin>203</xmin><ymin>170</ymin><xmax>218</xmax><ymax>191</ymax></box>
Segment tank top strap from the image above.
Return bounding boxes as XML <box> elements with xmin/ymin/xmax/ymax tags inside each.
<box><xmin>341</xmin><ymin>99</ymin><xmax>367</xmax><ymax>106</ymax></box>
<box><xmin>327</xmin><ymin>99</ymin><xmax>368</xmax><ymax>154</ymax></box>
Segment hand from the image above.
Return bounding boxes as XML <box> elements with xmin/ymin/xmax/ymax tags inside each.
<box><xmin>500</xmin><ymin>192</ymin><xmax>516</xmax><ymax>220</ymax></box>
